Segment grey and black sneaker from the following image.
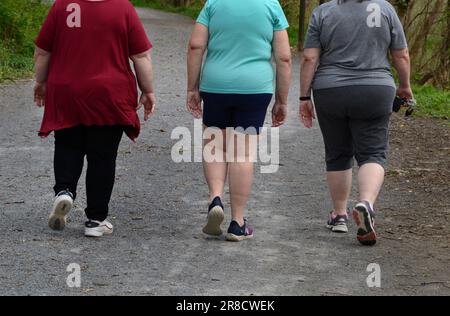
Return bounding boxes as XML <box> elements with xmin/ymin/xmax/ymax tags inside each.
<box><xmin>352</xmin><ymin>201</ymin><xmax>377</xmax><ymax>246</ymax></box>
<box><xmin>48</xmin><ymin>190</ymin><xmax>74</xmax><ymax>231</ymax></box>
<box><xmin>327</xmin><ymin>212</ymin><xmax>349</xmax><ymax>233</ymax></box>
<box><xmin>202</xmin><ymin>196</ymin><xmax>225</xmax><ymax>236</ymax></box>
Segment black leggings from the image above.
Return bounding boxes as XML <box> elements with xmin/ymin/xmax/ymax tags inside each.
<box><xmin>313</xmin><ymin>85</ymin><xmax>396</xmax><ymax>172</ymax></box>
<box><xmin>54</xmin><ymin>125</ymin><xmax>123</xmax><ymax>221</ymax></box>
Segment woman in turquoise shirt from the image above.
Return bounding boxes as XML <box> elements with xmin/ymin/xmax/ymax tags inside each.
<box><xmin>187</xmin><ymin>0</ymin><xmax>292</xmax><ymax>242</ymax></box>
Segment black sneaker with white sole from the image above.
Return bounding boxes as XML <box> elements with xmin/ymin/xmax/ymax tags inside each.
<box><xmin>352</xmin><ymin>201</ymin><xmax>377</xmax><ymax>246</ymax></box>
<box><xmin>48</xmin><ymin>190</ymin><xmax>74</xmax><ymax>231</ymax></box>
<box><xmin>327</xmin><ymin>212</ymin><xmax>349</xmax><ymax>233</ymax></box>
<box><xmin>202</xmin><ymin>196</ymin><xmax>225</xmax><ymax>236</ymax></box>
<box><xmin>226</xmin><ymin>219</ymin><xmax>254</xmax><ymax>242</ymax></box>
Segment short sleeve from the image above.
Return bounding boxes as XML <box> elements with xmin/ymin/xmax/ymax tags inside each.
<box><xmin>271</xmin><ymin>0</ymin><xmax>289</xmax><ymax>31</ymax></box>
<box><xmin>388</xmin><ymin>7</ymin><xmax>408</xmax><ymax>49</ymax></box>
<box><xmin>304</xmin><ymin>8</ymin><xmax>321</xmax><ymax>49</ymax></box>
<box><xmin>196</xmin><ymin>1</ymin><xmax>211</xmax><ymax>27</ymax></box>
<box><xmin>35</xmin><ymin>4</ymin><xmax>57</xmax><ymax>52</ymax></box>
<box><xmin>128</xmin><ymin>5</ymin><xmax>153</xmax><ymax>56</ymax></box>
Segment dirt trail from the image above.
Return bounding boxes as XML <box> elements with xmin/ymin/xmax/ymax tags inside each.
<box><xmin>0</xmin><ymin>8</ymin><xmax>448</xmax><ymax>295</ymax></box>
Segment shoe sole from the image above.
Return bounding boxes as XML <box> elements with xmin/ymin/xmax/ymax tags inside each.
<box><xmin>327</xmin><ymin>224</ymin><xmax>349</xmax><ymax>234</ymax></box>
<box><xmin>85</xmin><ymin>227</ymin><xmax>114</xmax><ymax>238</ymax></box>
<box><xmin>202</xmin><ymin>206</ymin><xmax>224</xmax><ymax>236</ymax></box>
<box><xmin>225</xmin><ymin>233</ymin><xmax>254</xmax><ymax>242</ymax></box>
<box><xmin>48</xmin><ymin>196</ymin><xmax>73</xmax><ymax>231</ymax></box>
<box><xmin>353</xmin><ymin>204</ymin><xmax>377</xmax><ymax>246</ymax></box>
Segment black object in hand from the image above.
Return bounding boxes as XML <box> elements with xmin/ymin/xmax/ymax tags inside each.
<box><xmin>393</xmin><ymin>96</ymin><xmax>416</xmax><ymax>117</ymax></box>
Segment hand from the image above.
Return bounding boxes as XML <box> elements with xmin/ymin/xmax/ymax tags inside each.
<box><xmin>186</xmin><ymin>90</ymin><xmax>202</xmax><ymax>119</ymax></box>
<box><xmin>137</xmin><ymin>92</ymin><xmax>156</xmax><ymax>121</ymax></box>
<box><xmin>34</xmin><ymin>82</ymin><xmax>47</xmax><ymax>107</ymax></box>
<box><xmin>300</xmin><ymin>100</ymin><xmax>316</xmax><ymax>129</ymax></box>
<box><xmin>397</xmin><ymin>86</ymin><xmax>414</xmax><ymax>100</ymax></box>
<box><xmin>272</xmin><ymin>102</ymin><xmax>288</xmax><ymax>127</ymax></box>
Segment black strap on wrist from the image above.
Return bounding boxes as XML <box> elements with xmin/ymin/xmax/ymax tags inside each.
<box><xmin>300</xmin><ymin>96</ymin><xmax>311</xmax><ymax>101</ymax></box>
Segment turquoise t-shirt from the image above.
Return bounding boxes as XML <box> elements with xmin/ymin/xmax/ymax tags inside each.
<box><xmin>196</xmin><ymin>0</ymin><xmax>289</xmax><ymax>94</ymax></box>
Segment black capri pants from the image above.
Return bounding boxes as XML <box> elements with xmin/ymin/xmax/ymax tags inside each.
<box><xmin>313</xmin><ymin>85</ymin><xmax>396</xmax><ymax>172</ymax></box>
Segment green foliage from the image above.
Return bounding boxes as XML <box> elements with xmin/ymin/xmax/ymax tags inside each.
<box><xmin>0</xmin><ymin>0</ymin><xmax>50</xmax><ymax>81</ymax></box>
<box><xmin>413</xmin><ymin>85</ymin><xmax>450</xmax><ymax>119</ymax></box>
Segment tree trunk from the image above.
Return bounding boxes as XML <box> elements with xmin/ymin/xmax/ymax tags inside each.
<box><xmin>392</xmin><ymin>0</ymin><xmax>411</xmax><ymax>22</ymax></box>
<box><xmin>298</xmin><ymin>0</ymin><xmax>325</xmax><ymax>51</ymax></box>
<box><xmin>298</xmin><ymin>0</ymin><xmax>306</xmax><ymax>51</ymax></box>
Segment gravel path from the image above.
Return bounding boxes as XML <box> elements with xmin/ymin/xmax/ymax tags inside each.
<box><xmin>0</xmin><ymin>8</ymin><xmax>448</xmax><ymax>296</ymax></box>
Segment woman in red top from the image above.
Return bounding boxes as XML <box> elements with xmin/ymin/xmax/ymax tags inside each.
<box><xmin>34</xmin><ymin>0</ymin><xmax>155</xmax><ymax>237</ymax></box>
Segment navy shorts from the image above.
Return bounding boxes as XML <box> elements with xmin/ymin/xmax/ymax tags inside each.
<box><xmin>313</xmin><ymin>85</ymin><xmax>396</xmax><ymax>172</ymax></box>
<box><xmin>201</xmin><ymin>92</ymin><xmax>272</xmax><ymax>135</ymax></box>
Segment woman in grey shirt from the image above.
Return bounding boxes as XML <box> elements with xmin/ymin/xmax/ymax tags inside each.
<box><xmin>299</xmin><ymin>0</ymin><xmax>414</xmax><ymax>246</ymax></box>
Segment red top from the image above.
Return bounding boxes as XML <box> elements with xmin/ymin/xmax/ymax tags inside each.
<box><xmin>35</xmin><ymin>0</ymin><xmax>152</xmax><ymax>141</ymax></box>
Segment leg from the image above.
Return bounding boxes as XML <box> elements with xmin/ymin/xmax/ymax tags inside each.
<box><xmin>348</xmin><ymin>86</ymin><xmax>394</xmax><ymax>207</ymax></box>
<box><xmin>202</xmin><ymin>126</ymin><xmax>228</xmax><ymax>236</ymax></box>
<box><xmin>358</xmin><ymin>163</ymin><xmax>385</xmax><ymax>206</ymax></box>
<box><xmin>314</xmin><ymin>89</ymin><xmax>354</xmax><ymax>215</ymax></box>
<box><xmin>353</xmin><ymin>161</ymin><xmax>384</xmax><ymax>246</ymax></box>
<box><xmin>85</xmin><ymin>126</ymin><xmax>123</xmax><ymax>221</ymax></box>
<box><xmin>49</xmin><ymin>126</ymin><xmax>85</xmax><ymax>230</ymax></box>
<box><xmin>351</xmin><ymin>113</ymin><xmax>391</xmax><ymax>207</ymax></box>
<box><xmin>54</xmin><ymin>125</ymin><xmax>86</xmax><ymax>199</ymax></box>
<box><xmin>201</xmin><ymin>92</ymin><xmax>233</xmax><ymax>201</ymax></box>
<box><xmin>203</xmin><ymin>126</ymin><xmax>228</xmax><ymax>200</ymax></box>
<box><xmin>228</xmin><ymin>131</ymin><xmax>257</xmax><ymax>227</ymax></box>
<box><xmin>347</xmin><ymin>86</ymin><xmax>394</xmax><ymax>246</ymax></box>
<box><xmin>228</xmin><ymin>93</ymin><xmax>271</xmax><ymax>227</ymax></box>
<box><xmin>327</xmin><ymin>169</ymin><xmax>353</xmax><ymax>215</ymax></box>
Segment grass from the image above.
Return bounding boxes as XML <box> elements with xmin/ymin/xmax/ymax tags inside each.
<box><xmin>0</xmin><ymin>0</ymin><xmax>51</xmax><ymax>82</ymax></box>
<box><xmin>0</xmin><ymin>44</ymin><xmax>38</xmax><ymax>81</ymax></box>
<box><xmin>412</xmin><ymin>85</ymin><xmax>450</xmax><ymax>119</ymax></box>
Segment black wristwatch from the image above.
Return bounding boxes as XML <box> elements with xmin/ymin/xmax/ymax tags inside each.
<box><xmin>300</xmin><ymin>96</ymin><xmax>311</xmax><ymax>101</ymax></box>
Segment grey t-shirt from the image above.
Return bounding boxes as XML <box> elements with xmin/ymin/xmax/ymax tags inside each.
<box><xmin>304</xmin><ymin>0</ymin><xmax>408</xmax><ymax>90</ymax></box>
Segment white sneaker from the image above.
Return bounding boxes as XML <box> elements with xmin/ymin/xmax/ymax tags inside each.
<box><xmin>85</xmin><ymin>220</ymin><xmax>114</xmax><ymax>237</ymax></box>
<box><xmin>48</xmin><ymin>191</ymin><xmax>74</xmax><ymax>231</ymax></box>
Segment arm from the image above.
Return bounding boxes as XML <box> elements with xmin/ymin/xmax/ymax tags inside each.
<box><xmin>131</xmin><ymin>50</ymin><xmax>156</xmax><ymax>121</ymax></box>
<box><xmin>272</xmin><ymin>30</ymin><xmax>292</xmax><ymax>127</ymax></box>
<box><xmin>300</xmin><ymin>48</ymin><xmax>320</xmax><ymax>98</ymax></box>
<box><xmin>34</xmin><ymin>46</ymin><xmax>51</xmax><ymax>107</ymax></box>
<box><xmin>299</xmin><ymin>48</ymin><xmax>320</xmax><ymax>128</ymax></box>
<box><xmin>186</xmin><ymin>23</ymin><xmax>208</xmax><ymax>118</ymax></box>
<box><xmin>187</xmin><ymin>23</ymin><xmax>208</xmax><ymax>92</ymax></box>
<box><xmin>390</xmin><ymin>48</ymin><xmax>414</xmax><ymax>99</ymax></box>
